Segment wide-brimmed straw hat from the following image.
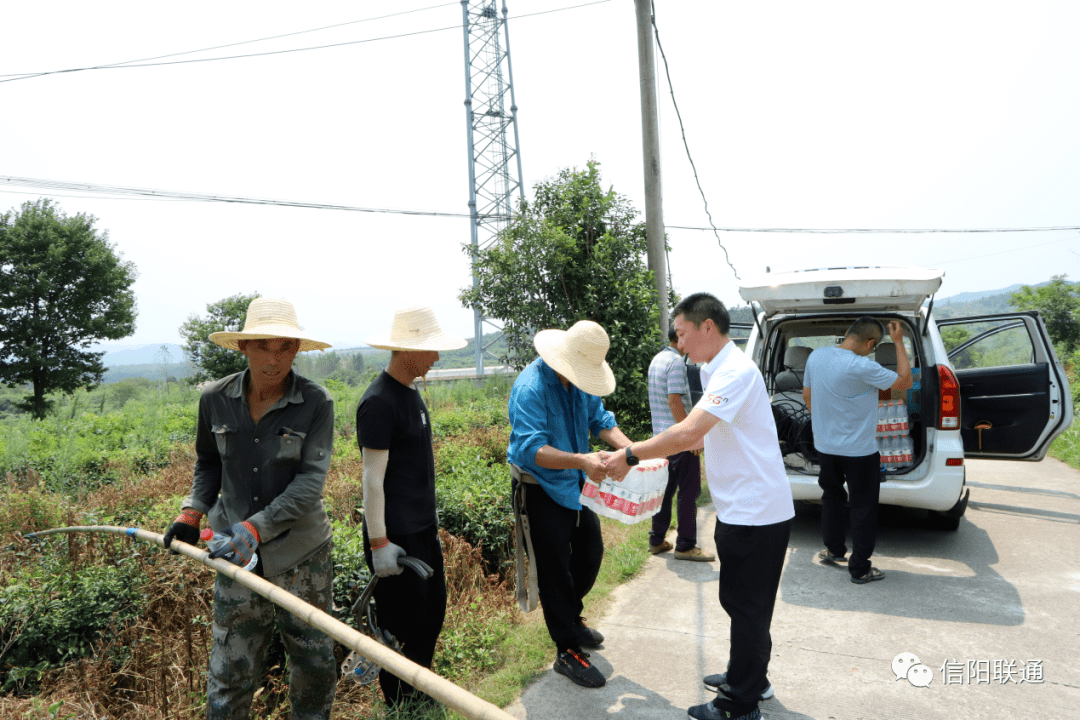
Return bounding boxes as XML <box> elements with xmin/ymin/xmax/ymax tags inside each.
<box><xmin>364</xmin><ymin>305</ymin><xmax>467</xmax><ymax>352</ymax></box>
<box><xmin>209</xmin><ymin>297</ymin><xmax>331</xmax><ymax>352</ymax></box>
<box><xmin>533</xmin><ymin>320</ymin><xmax>616</xmax><ymax>397</ymax></box>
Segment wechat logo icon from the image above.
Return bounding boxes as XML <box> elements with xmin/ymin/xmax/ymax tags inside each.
<box><xmin>893</xmin><ymin>652</ymin><xmax>933</xmax><ymax>687</ymax></box>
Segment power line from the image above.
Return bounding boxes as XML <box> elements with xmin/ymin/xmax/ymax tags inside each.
<box><xmin>0</xmin><ymin>176</ymin><xmax>475</xmax><ymax>219</ymax></box>
<box><xmin>0</xmin><ymin>0</ymin><xmax>612</xmax><ymax>84</ymax></box>
<box><xmin>0</xmin><ymin>2</ymin><xmax>460</xmax><ymax>81</ymax></box>
<box><xmin>651</xmin><ymin>1</ymin><xmax>740</xmax><ymax>281</ymax></box>
<box><xmin>666</xmin><ymin>224</ymin><xmax>1080</xmax><ymax>234</ymax></box>
<box><xmin>6</xmin><ymin>177</ymin><xmax>1073</xmax><ymax>237</ymax></box>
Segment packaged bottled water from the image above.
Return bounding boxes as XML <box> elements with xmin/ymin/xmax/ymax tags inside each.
<box><xmin>896</xmin><ymin>399</ymin><xmax>909</xmax><ymax>435</ymax></box>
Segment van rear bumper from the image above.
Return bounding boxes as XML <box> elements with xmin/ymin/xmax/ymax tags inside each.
<box><xmin>787</xmin><ymin>439</ymin><xmax>966</xmax><ymax>512</ymax></box>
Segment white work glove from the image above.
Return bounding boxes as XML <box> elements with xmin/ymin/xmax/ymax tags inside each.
<box><xmin>372</xmin><ymin>541</ymin><xmax>407</xmax><ymax>577</ymax></box>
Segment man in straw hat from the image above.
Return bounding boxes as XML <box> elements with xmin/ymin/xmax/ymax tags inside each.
<box><xmin>604</xmin><ymin>293</ymin><xmax>794</xmax><ymax>720</ymax></box>
<box><xmin>506</xmin><ymin>319</ymin><xmax>633</xmax><ymax>689</ymax></box>
<box><xmin>356</xmin><ymin>304</ymin><xmax>466</xmax><ymax>710</ymax></box>
<box><xmin>163</xmin><ymin>296</ymin><xmax>338</xmax><ymax>720</ymax></box>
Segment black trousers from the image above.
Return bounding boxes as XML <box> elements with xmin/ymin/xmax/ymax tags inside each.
<box><xmin>817</xmin><ymin>451</ymin><xmax>881</xmax><ymax>578</ymax></box>
<box><xmin>363</xmin><ymin>522</ymin><xmax>447</xmax><ymax>708</ymax></box>
<box><xmin>712</xmin><ymin>518</ymin><xmax>791</xmax><ymax>716</ymax></box>
<box><xmin>515</xmin><ymin>479</ymin><xmax>604</xmax><ymax>652</ymax></box>
<box><xmin>649</xmin><ymin>450</ymin><xmax>702</xmax><ymax>552</ymax></box>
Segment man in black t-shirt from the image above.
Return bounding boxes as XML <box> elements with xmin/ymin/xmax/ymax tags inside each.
<box><xmin>355</xmin><ymin>305</ymin><xmax>465</xmax><ymax>710</ymax></box>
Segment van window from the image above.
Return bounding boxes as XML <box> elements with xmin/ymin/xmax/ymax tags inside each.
<box><xmin>942</xmin><ymin>319</ymin><xmax>1037</xmax><ymax>370</ymax></box>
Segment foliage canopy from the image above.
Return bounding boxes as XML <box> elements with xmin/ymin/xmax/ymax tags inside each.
<box><xmin>0</xmin><ymin>199</ymin><xmax>137</xmax><ymax>418</ymax></box>
<box><xmin>461</xmin><ymin>160</ymin><xmax>666</xmax><ymax>436</ymax></box>
<box><xmin>1011</xmin><ymin>274</ymin><xmax>1080</xmax><ymax>355</ymax></box>
<box><xmin>179</xmin><ymin>292</ymin><xmax>259</xmax><ymax>384</ymax></box>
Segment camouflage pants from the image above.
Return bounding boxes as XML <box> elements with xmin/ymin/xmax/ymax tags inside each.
<box><xmin>207</xmin><ymin>544</ymin><xmax>337</xmax><ymax>720</ymax></box>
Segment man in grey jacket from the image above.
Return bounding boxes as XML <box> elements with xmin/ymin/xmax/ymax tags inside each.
<box><xmin>163</xmin><ymin>297</ymin><xmax>337</xmax><ymax>720</ymax></box>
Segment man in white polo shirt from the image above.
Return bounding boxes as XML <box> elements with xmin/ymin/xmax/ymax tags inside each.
<box><xmin>605</xmin><ymin>292</ymin><xmax>794</xmax><ymax>720</ymax></box>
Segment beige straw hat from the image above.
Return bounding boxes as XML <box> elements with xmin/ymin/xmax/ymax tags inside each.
<box><xmin>533</xmin><ymin>320</ymin><xmax>616</xmax><ymax>397</ymax></box>
<box><xmin>364</xmin><ymin>305</ymin><xmax>467</xmax><ymax>352</ymax></box>
<box><xmin>208</xmin><ymin>297</ymin><xmax>331</xmax><ymax>352</ymax></box>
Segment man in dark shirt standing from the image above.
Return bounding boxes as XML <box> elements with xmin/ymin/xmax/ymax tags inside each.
<box><xmin>356</xmin><ymin>305</ymin><xmax>465</xmax><ymax>710</ymax></box>
<box><xmin>163</xmin><ymin>297</ymin><xmax>337</xmax><ymax>720</ymax></box>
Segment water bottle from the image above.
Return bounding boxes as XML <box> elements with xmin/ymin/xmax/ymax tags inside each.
<box><xmin>885</xmin><ymin>436</ymin><xmax>898</xmax><ymax>471</ymax></box>
<box><xmin>896</xmin><ymin>399</ymin><xmax>909</xmax><ymax>436</ymax></box>
<box><xmin>201</xmin><ymin>527</ymin><xmax>258</xmax><ymax>571</ymax></box>
<box><xmin>876</xmin><ymin>402</ymin><xmax>886</xmax><ymax>438</ymax></box>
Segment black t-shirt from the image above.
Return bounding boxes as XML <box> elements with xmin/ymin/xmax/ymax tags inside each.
<box><xmin>356</xmin><ymin>371</ymin><xmax>438</xmax><ymax>534</ymax></box>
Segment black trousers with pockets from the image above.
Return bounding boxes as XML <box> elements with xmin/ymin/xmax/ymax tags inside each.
<box><xmin>363</xmin><ymin>522</ymin><xmax>447</xmax><ymax>708</ymax></box>
<box><xmin>817</xmin><ymin>451</ymin><xmax>881</xmax><ymax>578</ymax></box>
<box><xmin>515</xmin><ymin>478</ymin><xmax>604</xmax><ymax>652</ymax></box>
<box><xmin>712</xmin><ymin>518</ymin><xmax>791</xmax><ymax>717</ymax></box>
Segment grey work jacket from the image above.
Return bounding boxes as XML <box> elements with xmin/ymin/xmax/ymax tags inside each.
<box><xmin>183</xmin><ymin>369</ymin><xmax>334</xmax><ymax>577</ymax></box>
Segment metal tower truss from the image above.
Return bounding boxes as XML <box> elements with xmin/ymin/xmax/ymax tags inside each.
<box><xmin>461</xmin><ymin>0</ymin><xmax>524</xmax><ymax>374</ymax></box>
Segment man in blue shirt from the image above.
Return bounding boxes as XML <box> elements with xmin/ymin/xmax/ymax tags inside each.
<box><xmin>507</xmin><ymin>320</ymin><xmax>632</xmax><ymax>689</ymax></box>
<box><xmin>803</xmin><ymin>317</ymin><xmax>911</xmax><ymax>584</ymax></box>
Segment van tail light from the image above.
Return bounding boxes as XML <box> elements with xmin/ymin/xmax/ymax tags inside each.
<box><xmin>938</xmin><ymin>365</ymin><xmax>960</xmax><ymax>430</ymax></box>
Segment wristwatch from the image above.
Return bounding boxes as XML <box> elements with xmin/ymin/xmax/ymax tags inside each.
<box><xmin>625</xmin><ymin>446</ymin><xmax>640</xmax><ymax>467</ymax></box>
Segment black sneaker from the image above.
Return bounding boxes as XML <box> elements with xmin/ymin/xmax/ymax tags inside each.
<box><xmin>686</xmin><ymin>699</ymin><xmax>761</xmax><ymax>720</ymax></box>
<box><xmin>554</xmin><ymin>649</ymin><xmax>605</xmax><ymax>688</ymax></box>
<box><xmin>575</xmin><ymin>617</ymin><xmax>604</xmax><ymax>648</ymax></box>
<box><xmin>851</xmin><ymin>567</ymin><xmax>885</xmax><ymax>584</ymax></box>
<box><xmin>702</xmin><ymin>672</ymin><xmax>774</xmax><ymax>700</ymax></box>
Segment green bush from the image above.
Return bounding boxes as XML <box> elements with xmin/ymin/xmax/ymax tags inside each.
<box><xmin>435</xmin><ymin>447</ymin><xmax>514</xmax><ymax>576</ymax></box>
<box><xmin>0</xmin><ymin>547</ymin><xmax>145</xmax><ymax>694</ymax></box>
<box><xmin>330</xmin><ymin>519</ymin><xmax>372</xmax><ymax>628</ymax></box>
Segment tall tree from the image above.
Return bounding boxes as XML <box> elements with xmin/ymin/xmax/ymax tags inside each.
<box><xmin>1011</xmin><ymin>275</ymin><xmax>1080</xmax><ymax>354</ymax></box>
<box><xmin>0</xmin><ymin>199</ymin><xmax>137</xmax><ymax>418</ymax></box>
<box><xmin>179</xmin><ymin>293</ymin><xmax>259</xmax><ymax>384</ymax></box>
<box><xmin>462</xmin><ymin>160</ymin><xmax>667</xmax><ymax>436</ymax></box>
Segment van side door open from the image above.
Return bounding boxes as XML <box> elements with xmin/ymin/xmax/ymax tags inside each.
<box><xmin>937</xmin><ymin>311</ymin><xmax>1072</xmax><ymax>460</ymax></box>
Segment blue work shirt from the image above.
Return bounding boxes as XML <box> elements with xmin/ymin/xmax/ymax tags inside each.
<box><xmin>507</xmin><ymin>358</ymin><xmax>617</xmax><ymax>510</ymax></box>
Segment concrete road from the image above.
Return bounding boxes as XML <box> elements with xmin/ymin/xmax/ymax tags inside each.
<box><xmin>505</xmin><ymin>458</ymin><xmax>1080</xmax><ymax>720</ymax></box>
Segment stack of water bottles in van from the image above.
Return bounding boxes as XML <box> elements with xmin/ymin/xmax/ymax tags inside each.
<box><xmin>877</xmin><ymin>398</ymin><xmax>913</xmax><ymax>471</ymax></box>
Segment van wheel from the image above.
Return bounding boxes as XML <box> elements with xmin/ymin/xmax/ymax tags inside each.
<box><xmin>927</xmin><ymin>488</ymin><xmax>969</xmax><ymax>531</ymax></box>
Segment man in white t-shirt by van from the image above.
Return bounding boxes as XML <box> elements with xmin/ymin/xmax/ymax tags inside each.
<box><xmin>802</xmin><ymin>317</ymin><xmax>911</xmax><ymax>585</ymax></box>
<box><xmin>605</xmin><ymin>292</ymin><xmax>794</xmax><ymax>720</ymax></box>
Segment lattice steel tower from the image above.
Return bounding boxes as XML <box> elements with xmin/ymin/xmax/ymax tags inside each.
<box><xmin>461</xmin><ymin>0</ymin><xmax>524</xmax><ymax>375</ymax></box>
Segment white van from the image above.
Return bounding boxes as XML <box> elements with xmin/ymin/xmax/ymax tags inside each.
<box><xmin>736</xmin><ymin>266</ymin><xmax>1073</xmax><ymax>530</ymax></box>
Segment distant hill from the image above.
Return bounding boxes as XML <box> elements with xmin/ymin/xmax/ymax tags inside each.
<box><xmin>934</xmin><ymin>279</ymin><xmax>1069</xmax><ymax>319</ymax></box>
<box><xmin>97</xmin><ymin>343</ymin><xmax>186</xmax><ymax>367</ymax></box>
<box><xmin>102</xmin><ymin>362</ymin><xmax>195</xmax><ymax>384</ymax></box>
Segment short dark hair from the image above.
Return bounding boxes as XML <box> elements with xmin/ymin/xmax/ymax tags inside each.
<box><xmin>846</xmin><ymin>317</ymin><xmax>884</xmax><ymax>344</ymax></box>
<box><xmin>673</xmin><ymin>292</ymin><xmax>730</xmax><ymax>336</ymax></box>
<box><xmin>667</xmin><ymin>327</ymin><xmax>678</xmax><ymax>343</ymax></box>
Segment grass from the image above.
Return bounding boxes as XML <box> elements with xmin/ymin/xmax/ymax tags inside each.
<box><xmin>455</xmin><ymin>518</ymin><xmax>650</xmax><ymax>715</ymax></box>
<box><xmin>1048</xmin><ymin>419</ymin><xmax>1080</xmax><ymax>468</ymax></box>
<box><xmin>0</xmin><ymin>372</ymin><xmax>655</xmax><ymax>719</ymax></box>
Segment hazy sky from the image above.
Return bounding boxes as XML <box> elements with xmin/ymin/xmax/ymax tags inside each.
<box><xmin>2</xmin><ymin>1</ymin><xmax>1077</xmax><ymax>350</ymax></box>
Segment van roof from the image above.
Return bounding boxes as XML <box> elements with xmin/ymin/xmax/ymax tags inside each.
<box><xmin>738</xmin><ymin>266</ymin><xmax>944</xmax><ymax>317</ymax></box>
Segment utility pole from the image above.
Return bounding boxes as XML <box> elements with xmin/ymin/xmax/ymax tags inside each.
<box><xmin>461</xmin><ymin>0</ymin><xmax>525</xmax><ymax>375</ymax></box>
<box><xmin>634</xmin><ymin>0</ymin><xmax>669</xmax><ymax>334</ymax></box>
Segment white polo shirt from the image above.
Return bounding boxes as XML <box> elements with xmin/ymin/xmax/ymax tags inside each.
<box><xmin>697</xmin><ymin>342</ymin><xmax>795</xmax><ymax>526</ymax></box>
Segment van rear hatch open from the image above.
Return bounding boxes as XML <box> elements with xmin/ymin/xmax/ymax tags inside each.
<box><xmin>739</xmin><ymin>266</ymin><xmax>944</xmax><ymax>316</ymax></box>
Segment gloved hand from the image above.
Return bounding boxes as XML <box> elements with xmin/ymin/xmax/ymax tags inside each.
<box><xmin>208</xmin><ymin>521</ymin><xmax>260</xmax><ymax>568</ymax></box>
<box><xmin>372</xmin><ymin>541</ymin><xmax>406</xmax><ymax>577</ymax></box>
<box><xmin>163</xmin><ymin>508</ymin><xmax>203</xmax><ymax>554</ymax></box>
